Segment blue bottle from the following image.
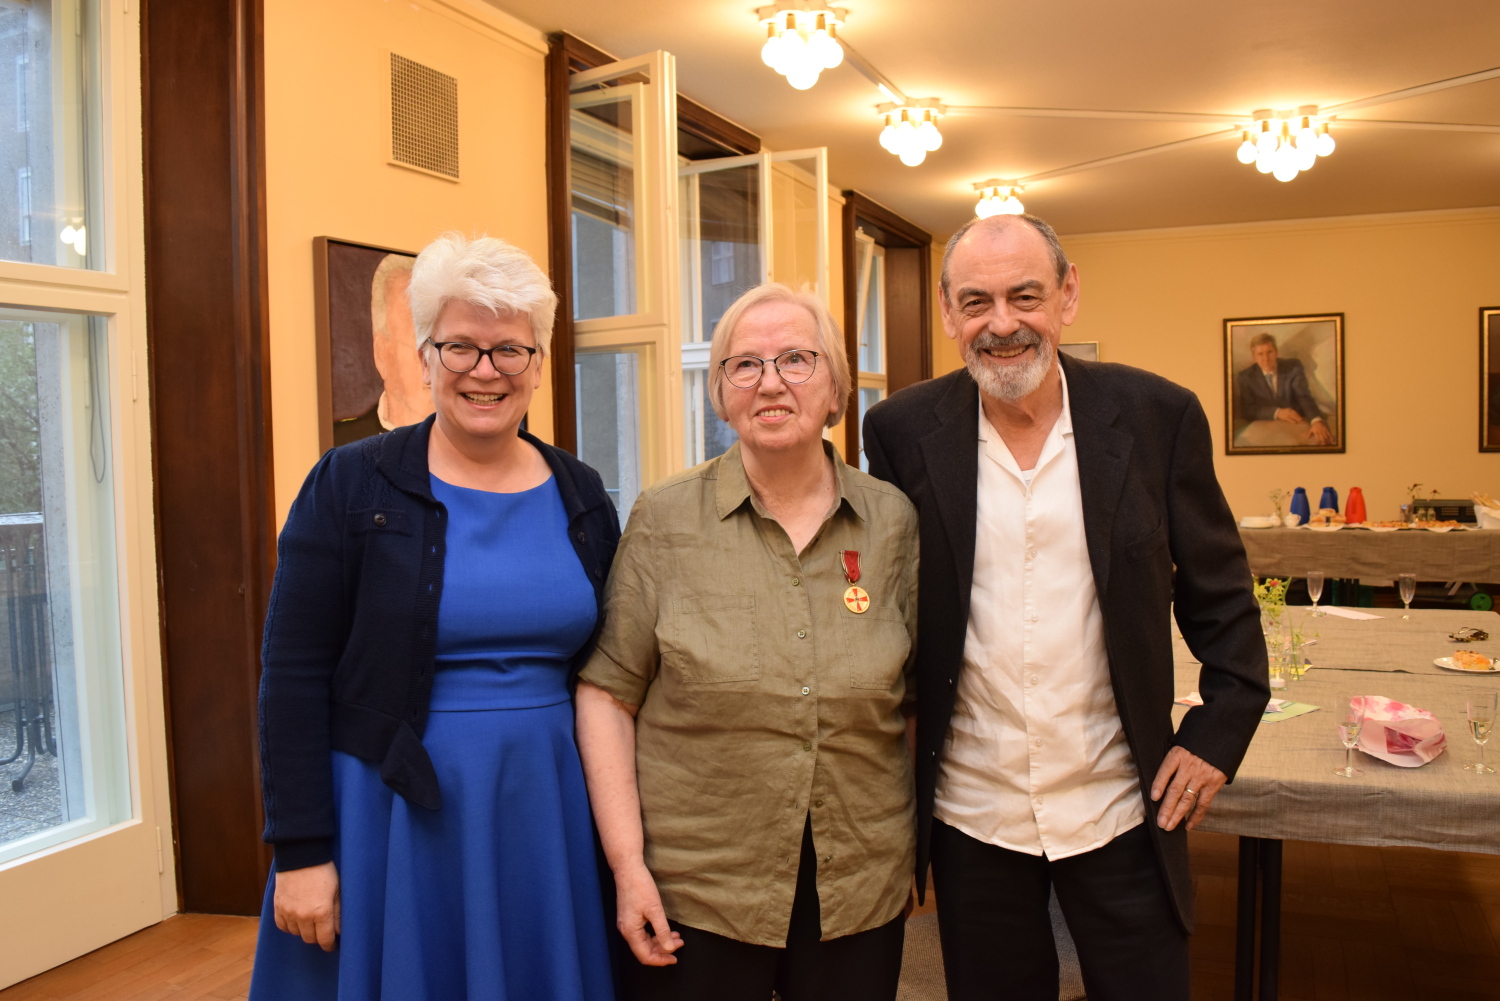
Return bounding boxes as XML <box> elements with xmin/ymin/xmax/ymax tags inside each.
<box><xmin>1289</xmin><ymin>487</ymin><xmax>1310</xmax><ymax>526</ymax></box>
<box><xmin>1319</xmin><ymin>486</ymin><xmax>1339</xmax><ymax>513</ymax></box>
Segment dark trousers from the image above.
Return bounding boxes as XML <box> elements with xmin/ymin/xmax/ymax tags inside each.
<box><xmin>623</xmin><ymin>817</ymin><xmax>905</xmax><ymax>1001</ymax></box>
<box><xmin>930</xmin><ymin>819</ymin><xmax>1188</xmax><ymax>1001</ymax></box>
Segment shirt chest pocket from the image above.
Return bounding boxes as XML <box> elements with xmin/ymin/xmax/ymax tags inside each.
<box><xmin>661</xmin><ymin>594</ymin><xmax>761</xmax><ymax>684</ymax></box>
<box><xmin>842</xmin><ymin>606</ymin><xmax>911</xmax><ymax>690</ymax></box>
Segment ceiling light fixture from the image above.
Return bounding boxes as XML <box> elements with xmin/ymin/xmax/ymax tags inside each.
<box><xmin>757</xmin><ymin>3</ymin><xmax>846</xmax><ymax>91</ymax></box>
<box><xmin>1236</xmin><ymin>106</ymin><xmax>1334</xmax><ymax>182</ymax></box>
<box><xmin>877</xmin><ymin>99</ymin><xmax>945</xmax><ymax>166</ymax></box>
<box><xmin>973</xmin><ymin>180</ymin><xmax>1025</xmax><ymax>217</ymax></box>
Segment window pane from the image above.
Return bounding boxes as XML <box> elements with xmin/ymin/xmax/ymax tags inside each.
<box><xmin>575</xmin><ymin>349</ymin><xmax>642</xmax><ymax>517</ymax></box>
<box><xmin>859</xmin><ymin>250</ymin><xmax>884</xmax><ymax>374</ymax></box>
<box><xmin>769</xmin><ymin>157</ymin><xmax>819</xmax><ymax>293</ymax></box>
<box><xmin>0</xmin><ymin>310</ymin><xmax>127</xmax><ymax>864</ymax></box>
<box><xmin>857</xmin><ymin>386</ymin><xmax>884</xmax><ymax>471</ymax></box>
<box><xmin>571</xmin><ymin>93</ymin><xmax>638</xmax><ymax>321</ymax></box>
<box><xmin>679</xmin><ymin>164</ymin><xmax>760</xmax><ymax>343</ymax></box>
<box><xmin>0</xmin><ymin>1</ymin><xmax>102</xmax><ymax>270</ymax></box>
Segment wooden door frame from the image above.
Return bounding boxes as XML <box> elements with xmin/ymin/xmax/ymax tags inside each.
<box><xmin>840</xmin><ymin>191</ymin><xmax>931</xmax><ymax>462</ymax></box>
<box><xmin>141</xmin><ymin>0</ymin><xmax>275</xmax><ymax>915</ymax></box>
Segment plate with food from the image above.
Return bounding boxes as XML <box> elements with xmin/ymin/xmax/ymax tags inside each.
<box><xmin>1435</xmin><ymin>651</ymin><xmax>1499</xmax><ymax>673</ymax></box>
<box><xmin>1305</xmin><ymin>523</ymin><xmax>1344</xmax><ymax>532</ymax></box>
<box><xmin>1418</xmin><ymin>521</ymin><xmax>1465</xmax><ymax>532</ymax></box>
<box><xmin>1365</xmin><ymin>521</ymin><xmax>1408</xmax><ymax>532</ymax></box>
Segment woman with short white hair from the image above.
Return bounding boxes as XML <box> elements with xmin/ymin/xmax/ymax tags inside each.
<box><xmin>251</xmin><ymin>233</ymin><xmax>619</xmax><ymax>1000</ymax></box>
<box><xmin>577</xmin><ymin>283</ymin><xmax>919</xmax><ymax>999</ymax></box>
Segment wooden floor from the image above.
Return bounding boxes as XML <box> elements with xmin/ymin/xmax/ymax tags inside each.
<box><xmin>4</xmin><ymin>833</ymin><xmax>1499</xmax><ymax>1000</ymax></box>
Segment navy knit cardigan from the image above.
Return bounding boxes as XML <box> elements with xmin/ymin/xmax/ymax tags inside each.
<box><xmin>257</xmin><ymin>416</ymin><xmax>621</xmax><ymax>871</ymax></box>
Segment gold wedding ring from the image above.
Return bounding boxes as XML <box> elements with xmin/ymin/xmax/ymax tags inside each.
<box><xmin>1184</xmin><ymin>787</ymin><xmax>1198</xmax><ymax>798</ymax></box>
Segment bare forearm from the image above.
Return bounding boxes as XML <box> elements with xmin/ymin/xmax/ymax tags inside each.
<box><xmin>575</xmin><ymin>681</ymin><xmax>647</xmax><ymax>874</ymax></box>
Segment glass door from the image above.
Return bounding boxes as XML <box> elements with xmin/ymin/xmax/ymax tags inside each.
<box><xmin>677</xmin><ymin>147</ymin><xmax>829</xmax><ymax>469</ymax></box>
<box><xmin>569</xmin><ymin>52</ymin><xmax>680</xmax><ymax>518</ymax></box>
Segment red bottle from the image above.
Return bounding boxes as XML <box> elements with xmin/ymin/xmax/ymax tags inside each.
<box><xmin>1345</xmin><ymin>487</ymin><xmax>1367</xmax><ymax>525</ymax></box>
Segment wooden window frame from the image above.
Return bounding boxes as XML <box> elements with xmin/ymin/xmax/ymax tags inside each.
<box><xmin>840</xmin><ymin>191</ymin><xmax>931</xmax><ymax>462</ymax></box>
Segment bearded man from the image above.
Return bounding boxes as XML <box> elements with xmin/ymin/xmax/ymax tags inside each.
<box><xmin>862</xmin><ymin>214</ymin><xmax>1268</xmax><ymax>1001</ymax></box>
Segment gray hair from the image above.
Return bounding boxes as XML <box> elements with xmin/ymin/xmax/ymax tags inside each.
<box><xmin>939</xmin><ymin>214</ymin><xmax>1070</xmax><ymax>301</ymax></box>
<box><xmin>707</xmin><ymin>283</ymin><xmax>851</xmax><ymax>429</ymax></box>
<box><xmin>408</xmin><ymin>232</ymin><xmax>557</xmax><ymax>353</ymax></box>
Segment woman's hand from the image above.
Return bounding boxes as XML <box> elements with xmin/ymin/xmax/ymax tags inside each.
<box><xmin>614</xmin><ymin>861</ymin><xmax>683</xmax><ymax>966</ymax></box>
<box><xmin>273</xmin><ymin>861</ymin><xmax>341</xmax><ymax>951</ymax></box>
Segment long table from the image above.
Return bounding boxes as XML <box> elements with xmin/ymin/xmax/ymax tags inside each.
<box><xmin>1238</xmin><ymin>526</ymin><xmax>1500</xmax><ymax>582</ymax></box>
<box><xmin>1174</xmin><ymin>607</ymin><xmax>1500</xmax><ymax>999</ymax></box>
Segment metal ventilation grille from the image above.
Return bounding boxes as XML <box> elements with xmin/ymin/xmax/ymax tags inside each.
<box><xmin>390</xmin><ymin>53</ymin><xmax>459</xmax><ymax>179</ymax></box>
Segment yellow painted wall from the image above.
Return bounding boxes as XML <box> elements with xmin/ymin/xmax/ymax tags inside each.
<box><xmin>929</xmin><ymin>208</ymin><xmax>1500</xmax><ymax>520</ymax></box>
<box><xmin>264</xmin><ymin>0</ymin><xmax>550</xmax><ymax>525</ymax></box>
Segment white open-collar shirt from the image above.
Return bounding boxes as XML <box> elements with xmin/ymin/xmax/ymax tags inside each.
<box><xmin>934</xmin><ymin>369</ymin><xmax>1144</xmax><ymax>859</ymax></box>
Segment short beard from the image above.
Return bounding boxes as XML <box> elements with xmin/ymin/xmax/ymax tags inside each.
<box><xmin>963</xmin><ymin>328</ymin><xmax>1056</xmax><ymax>403</ymax></box>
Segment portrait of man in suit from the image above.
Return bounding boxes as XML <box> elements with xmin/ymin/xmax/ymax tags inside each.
<box><xmin>1225</xmin><ymin>316</ymin><xmax>1343</xmax><ymax>453</ymax></box>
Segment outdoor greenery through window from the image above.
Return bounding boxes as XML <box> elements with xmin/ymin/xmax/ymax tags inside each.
<box><xmin>0</xmin><ymin>310</ymin><xmax>127</xmax><ymax>865</ymax></box>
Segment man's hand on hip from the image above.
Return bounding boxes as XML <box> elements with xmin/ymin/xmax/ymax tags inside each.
<box><xmin>1150</xmin><ymin>746</ymin><xmax>1227</xmax><ymax>832</ymax></box>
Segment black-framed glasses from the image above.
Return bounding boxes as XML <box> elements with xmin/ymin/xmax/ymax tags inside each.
<box><xmin>430</xmin><ymin>340</ymin><xmax>538</xmax><ymax>375</ymax></box>
<box><xmin>721</xmin><ymin>349</ymin><xmax>820</xmax><ymax>389</ymax></box>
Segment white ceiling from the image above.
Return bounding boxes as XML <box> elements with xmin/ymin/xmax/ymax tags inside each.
<box><xmin>489</xmin><ymin>0</ymin><xmax>1500</xmax><ymax>237</ymax></box>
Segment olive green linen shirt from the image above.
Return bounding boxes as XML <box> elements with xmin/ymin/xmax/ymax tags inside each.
<box><xmin>580</xmin><ymin>441</ymin><xmax>919</xmax><ymax>947</ymax></box>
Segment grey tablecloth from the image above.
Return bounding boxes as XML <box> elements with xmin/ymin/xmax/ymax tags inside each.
<box><xmin>1238</xmin><ymin>526</ymin><xmax>1500</xmax><ymax>581</ymax></box>
<box><xmin>1173</xmin><ymin>608</ymin><xmax>1500</xmax><ymax>854</ymax></box>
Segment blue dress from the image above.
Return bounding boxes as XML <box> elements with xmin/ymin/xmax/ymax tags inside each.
<box><xmin>251</xmin><ymin>476</ymin><xmax>615</xmax><ymax>1001</ymax></box>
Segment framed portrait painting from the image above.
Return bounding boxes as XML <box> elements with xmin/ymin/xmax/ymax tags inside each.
<box><xmin>313</xmin><ymin>237</ymin><xmax>426</xmax><ymax>452</ymax></box>
<box><xmin>1482</xmin><ymin>307</ymin><xmax>1500</xmax><ymax>451</ymax></box>
<box><xmin>1223</xmin><ymin>313</ymin><xmax>1344</xmax><ymax>455</ymax></box>
<box><xmin>1059</xmin><ymin>341</ymin><xmax>1099</xmax><ymax>362</ymax></box>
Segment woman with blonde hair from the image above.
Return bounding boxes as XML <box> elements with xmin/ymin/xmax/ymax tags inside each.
<box><xmin>576</xmin><ymin>283</ymin><xmax>919</xmax><ymax>1000</ymax></box>
<box><xmin>251</xmin><ymin>233</ymin><xmax>618</xmax><ymax>1000</ymax></box>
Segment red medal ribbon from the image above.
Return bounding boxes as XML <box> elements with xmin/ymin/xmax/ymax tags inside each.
<box><xmin>839</xmin><ymin>550</ymin><xmax>862</xmax><ymax>584</ymax></box>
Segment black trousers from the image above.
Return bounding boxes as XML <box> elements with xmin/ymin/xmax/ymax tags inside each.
<box><xmin>622</xmin><ymin>817</ymin><xmax>905</xmax><ymax>1001</ymax></box>
<box><xmin>930</xmin><ymin>819</ymin><xmax>1189</xmax><ymax>1001</ymax></box>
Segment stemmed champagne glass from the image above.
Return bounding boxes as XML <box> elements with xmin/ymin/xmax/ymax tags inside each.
<box><xmin>1306</xmin><ymin>572</ymin><xmax>1325</xmax><ymax>616</ymax></box>
<box><xmin>1397</xmin><ymin>573</ymin><xmax>1417</xmax><ymax>621</ymax></box>
<box><xmin>1334</xmin><ymin>693</ymin><xmax>1365</xmax><ymax>777</ymax></box>
<box><xmin>1466</xmin><ymin>690</ymin><xmax>1497</xmax><ymax>774</ymax></box>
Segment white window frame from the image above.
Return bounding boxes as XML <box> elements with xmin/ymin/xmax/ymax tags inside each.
<box><xmin>0</xmin><ymin>0</ymin><xmax>172</xmax><ymax>989</ymax></box>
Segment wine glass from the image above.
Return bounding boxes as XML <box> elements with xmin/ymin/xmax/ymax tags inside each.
<box><xmin>1397</xmin><ymin>573</ymin><xmax>1417</xmax><ymax>620</ymax></box>
<box><xmin>1466</xmin><ymin>690</ymin><xmax>1497</xmax><ymax>775</ymax></box>
<box><xmin>1307</xmin><ymin>572</ymin><xmax>1325</xmax><ymax>616</ymax></box>
<box><xmin>1334</xmin><ymin>693</ymin><xmax>1365</xmax><ymax>777</ymax></box>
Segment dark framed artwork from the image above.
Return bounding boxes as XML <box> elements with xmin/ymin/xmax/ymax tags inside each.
<box><xmin>1223</xmin><ymin>313</ymin><xmax>1344</xmax><ymax>455</ymax></box>
<box><xmin>1059</xmin><ymin>341</ymin><xmax>1099</xmax><ymax>362</ymax></box>
<box><xmin>313</xmin><ymin>237</ymin><xmax>426</xmax><ymax>452</ymax></box>
<box><xmin>1482</xmin><ymin>308</ymin><xmax>1500</xmax><ymax>451</ymax></box>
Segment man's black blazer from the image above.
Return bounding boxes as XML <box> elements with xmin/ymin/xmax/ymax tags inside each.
<box><xmin>863</xmin><ymin>354</ymin><xmax>1269</xmax><ymax>929</ymax></box>
<box><xmin>1233</xmin><ymin>357</ymin><xmax>1324</xmax><ymax>425</ymax></box>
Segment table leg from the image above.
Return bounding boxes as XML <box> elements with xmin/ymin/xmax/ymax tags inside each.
<box><xmin>1257</xmin><ymin>839</ymin><xmax>1282</xmax><ymax>1001</ymax></box>
<box><xmin>1234</xmin><ymin>837</ymin><xmax>1258</xmax><ymax>1001</ymax></box>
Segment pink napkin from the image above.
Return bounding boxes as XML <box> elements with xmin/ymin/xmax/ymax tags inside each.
<box><xmin>1351</xmin><ymin>696</ymin><xmax>1446</xmax><ymax>767</ymax></box>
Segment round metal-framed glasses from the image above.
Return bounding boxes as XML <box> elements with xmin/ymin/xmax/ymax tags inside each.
<box><xmin>720</xmin><ymin>349</ymin><xmax>821</xmax><ymax>389</ymax></box>
<box><xmin>430</xmin><ymin>340</ymin><xmax>539</xmax><ymax>376</ymax></box>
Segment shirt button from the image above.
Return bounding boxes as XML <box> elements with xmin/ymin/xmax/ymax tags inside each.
<box><xmin>815</xmin><ymin>799</ymin><xmax>824</xmax><ymax>807</ymax></box>
<box><xmin>1026</xmin><ymin>549</ymin><xmax>1037</xmax><ymax>560</ymax></box>
<box><xmin>792</xmin><ymin>577</ymin><xmax>801</xmax><ymax>586</ymax></box>
<box><xmin>796</xmin><ymin>630</ymin><xmax>807</xmax><ymax>639</ymax></box>
<box><xmin>1030</xmin><ymin>674</ymin><xmax>1039</xmax><ymax>685</ymax></box>
<box><xmin>1030</xmin><ymin>613</ymin><xmax>1039</xmax><ymax>622</ymax></box>
<box><xmin>373</xmin><ymin>513</ymin><xmax>387</xmax><ymax>526</ymax></box>
<box><xmin>801</xmin><ymin>686</ymin><xmax>811</xmax><ymax>695</ymax></box>
<box><xmin>1034</xmin><ymin>738</ymin><xmax>1043</xmax><ymax>747</ymax></box>
<box><xmin>803</xmin><ymin>741</ymin><xmax>812</xmax><ymax>751</ymax></box>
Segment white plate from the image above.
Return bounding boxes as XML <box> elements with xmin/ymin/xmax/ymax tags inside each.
<box><xmin>1424</xmin><ymin>525</ymin><xmax>1462</xmax><ymax>532</ymax></box>
<box><xmin>1435</xmin><ymin>656</ymin><xmax>1500</xmax><ymax>673</ymax></box>
<box><xmin>1367</xmin><ymin>525</ymin><xmax>1402</xmax><ymax>532</ymax></box>
<box><xmin>1306</xmin><ymin>524</ymin><xmax>1344</xmax><ymax>532</ymax></box>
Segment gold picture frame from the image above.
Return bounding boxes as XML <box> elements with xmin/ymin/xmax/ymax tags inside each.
<box><xmin>1223</xmin><ymin>313</ymin><xmax>1345</xmax><ymax>455</ymax></box>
